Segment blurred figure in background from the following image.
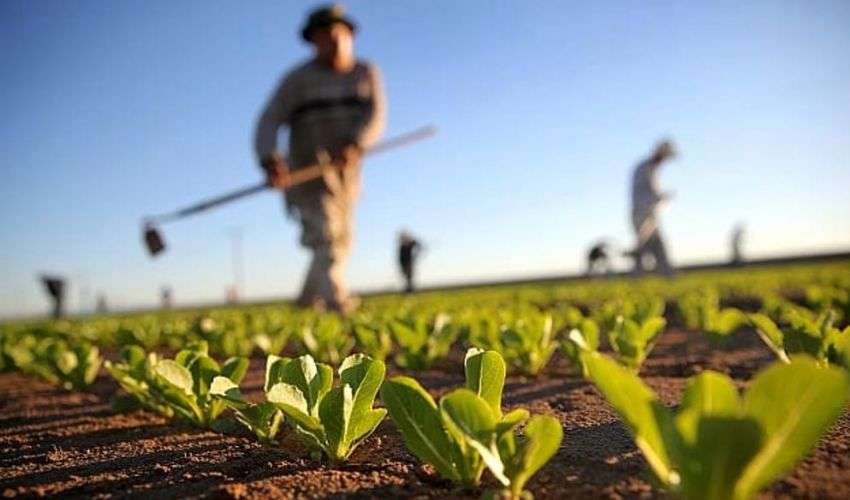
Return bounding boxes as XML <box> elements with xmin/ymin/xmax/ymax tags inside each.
<box><xmin>586</xmin><ymin>240</ymin><xmax>612</xmax><ymax>276</ymax></box>
<box><xmin>398</xmin><ymin>231</ymin><xmax>422</xmax><ymax>293</ymax></box>
<box><xmin>629</xmin><ymin>139</ymin><xmax>676</xmax><ymax>276</ymax></box>
<box><xmin>161</xmin><ymin>286</ymin><xmax>173</xmax><ymax>310</ymax></box>
<box><xmin>254</xmin><ymin>4</ymin><xmax>385</xmax><ymax>315</ymax></box>
<box><xmin>96</xmin><ymin>294</ymin><xmax>108</xmax><ymax>314</ymax></box>
<box><xmin>39</xmin><ymin>275</ymin><xmax>66</xmax><ymax>318</ymax></box>
<box><xmin>731</xmin><ymin>222</ymin><xmax>746</xmax><ymax>265</ymax></box>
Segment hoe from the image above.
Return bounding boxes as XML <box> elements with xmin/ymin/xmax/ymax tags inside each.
<box><xmin>142</xmin><ymin>125</ymin><xmax>436</xmax><ymax>257</ymax></box>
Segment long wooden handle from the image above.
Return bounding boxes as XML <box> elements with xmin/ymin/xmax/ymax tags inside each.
<box><xmin>146</xmin><ymin>125</ymin><xmax>436</xmax><ymax>224</ymax></box>
<box><xmin>284</xmin><ymin>124</ymin><xmax>438</xmax><ymax>188</ymax></box>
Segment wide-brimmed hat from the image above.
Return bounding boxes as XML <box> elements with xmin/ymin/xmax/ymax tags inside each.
<box><xmin>301</xmin><ymin>4</ymin><xmax>357</xmax><ymax>42</ymax></box>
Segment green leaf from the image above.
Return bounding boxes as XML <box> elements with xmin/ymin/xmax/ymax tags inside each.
<box><xmin>675</xmin><ymin>371</ymin><xmax>741</xmax><ymax>443</ymax></box>
<box><xmin>748</xmin><ymin>314</ymin><xmax>789</xmax><ymax>363</ymax></box>
<box><xmin>339</xmin><ymin>354</ymin><xmax>386</xmax><ymax>444</ymax></box>
<box><xmin>267</xmin><ymin>382</ymin><xmax>309</xmax><ymax>414</ymax></box>
<box><xmin>320</xmin><ymin>384</ymin><xmax>354</xmax><ymax>460</ymax></box>
<box><xmin>464</xmin><ymin>348</ymin><xmax>506</xmax><ymax>418</ymax></box>
<box><xmin>264</xmin><ymin>354</ymin><xmax>290</xmax><ymax>392</ymax></box>
<box><xmin>678</xmin><ymin>417</ymin><xmax>762</xmax><ymax>500</ymax></box>
<box><xmin>222</xmin><ymin>357</ymin><xmax>249</xmax><ymax>384</ymax></box>
<box><xmin>440</xmin><ymin>389</ymin><xmax>506</xmax><ymax>485</ymax></box>
<box><xmin>154</xmin><ymin>359</ymin><xmax>194</xmax><ymax>396</ymax></box>
<box><xmin>504</xmin><ymin>415</ymin><xmax>563</xmax><ymax>496</ymax></box>
<box><xmin>582</xmin><ymin>351</ymin><xmax>678</xmax><ymax>485</ymax></box>
<box><xmin>380</xmin><ymin>376</ymin><xmax>460</xmax><ymax>482</ymax></box>
<box><xmin>734</xmin><ymin>358</ymin><xmax>850</xmax><ymax>500</ymax></box>
<box><xmin>209</xmin><ymin>376</ymin><xmax>248</xmax><ymax>409</ymax></box>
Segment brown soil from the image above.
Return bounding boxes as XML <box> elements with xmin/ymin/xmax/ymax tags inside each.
<box><xmin>1</xmin><ymin>328</ymin><xmax>849</xmax><ymax>499</ymax></box>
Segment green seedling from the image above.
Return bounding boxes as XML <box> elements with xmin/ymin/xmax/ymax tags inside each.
<box><xmin>106</xmin><ymin>341</ymin><xmax>248</xmax><ymax>427</ymax></box>
<box><xmin>265</xmin><ymin>353</ymin><xmax>386</xmax><ymax>463</ymax></box>
<box><xmin>390</xmin><ymin>312</ymin><xmax>457</xmax><ymax>370</ymax></box>
<box><xmin>607</xmin><ymin>315</ymin><xmax>666</xmax><ymax>371</ymax></box>
<box><xmin>749</xmin><ymin>310</ymin><xmax>849</xmax><ymax>366</ymax></box>
<box><xmin>209</xmin><ymin>355</ymin><xmax>287</xmax><ymax>443</ymax></box>
<box><xmin>382</xmin><ymin>348</ymin><xmax>562</xmax><ymax>497</ymax></box>
<box><xmin>582</xmin><ymin>351</ymin><xmax>849</xmax><ymax>500</ymax></box>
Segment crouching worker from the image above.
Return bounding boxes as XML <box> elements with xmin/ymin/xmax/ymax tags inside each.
<box><xmin>254</xmin><ymin>4</ymin><xmax>385</xmax><ymax>315</ymax></box>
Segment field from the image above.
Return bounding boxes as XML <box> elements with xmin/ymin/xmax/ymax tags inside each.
<box><xmin>2</xmin><ymin>260</ymin><xmax>850</xmax><ymax>499</ymax></box>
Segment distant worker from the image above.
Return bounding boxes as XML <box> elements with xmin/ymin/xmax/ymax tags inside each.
<box><xmin>629</xmin><ymin>139</ymin><xmax>676</xmax><ymax>276</ymax></box>
<box><xmin>731</xmin><ymin>222</ymin><xmax>745</xmax><ymax>265</ymax></box>
<box><xmin>254</xmin><ymin>4</ymin><xmax>385</xmax><ymax>315</ymax></box>
<box><xmin>96</xmin><ymin>294</ymin><xmax>108</xmax><ymax>314</ymax></box>
<box><xmin>586</xmin><ymin>241</ymin><xmax>612</xmax><ymax>276</ymax></box>
<box><xmin>39</xmin><ymin>275</ymin><xmax>66</xmax><ymax>319</ymax></box>
<box><xmin>398</xmin><ymin>231</ymin><xmax>422</xmax><ymax>293</ymax></box>
<box><xmin>161</xmin><ymin>286</ymin><xmax>173</xmax><ymax>309</ymax></box>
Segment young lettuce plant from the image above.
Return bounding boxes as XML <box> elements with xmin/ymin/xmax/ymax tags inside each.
<box><xmin>107</xmin><ymin>341</ymin><xmax>249</xmax><ymax>428</ymax></box>
<box><xmin>351</xmin><ymin>317</ymin><xmax>393</xmax><ymax>362</ymax></box>
<box><xmin>748</xmin><ymin>309</ymin><xmax>848</xmax><ymax>366</ymax></box>
<box><xmin>471</xmin><ymin>311</ymin><xmax>558</xmax><ymax>376</ymax></box>
<box><xmin>209</xmin><ymin>355</ymin><xmax>287</xmax><ymax>443</ymax></box>
<box><xmin>581</xmin><ymin>350</ymin><xmax>849</xmax><ymax>500</ymax></box>
<box><xmin>381</xmin><ymin>348</ymin><xmax>562</xmax><ymax>497</ymax></box>
<box><xmin>300</xmin><ymin>314</ymin><xmax>355</xmax><ymax>366</ymax></box>
<box><xmin>389</xmin><ymin>312</ymin><xmax>457</xmax><ymax>370</ymax></box>
<box><xmin>679</xmin><ymin>289</ymin><xmax>746</xmax><ymax>341</ymax></box>
<box><xmin>559</xmin><ymin>318</ymin><xmax>599</xmax><ymax>377</ymax></box>
<box><xmin>607</xmin><ymin>314</ymin><xmax>666</xmax><ymax>371</ymax></box>
<box><xmin>104</xmin><ymin>345</ymin><xmax>174</xmax><ymax>417</ymax></box>
<box><xmin>264</xmin><ymin>353</ymin><xmax>386</xmax><ymax>463</ymax></box>
<box><xmin>45</xmin><ymin>340</ymin><xmax>103</xmax><ymax>391</ymax></box>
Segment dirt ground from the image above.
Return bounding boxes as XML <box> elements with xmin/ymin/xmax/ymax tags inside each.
<box><xmin>1</xmin><ymin>327</ymin><xmax>849</xmax><ymax>499</ymax></box>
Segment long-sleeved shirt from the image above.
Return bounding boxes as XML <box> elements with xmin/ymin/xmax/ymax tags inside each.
<box><xmin>630</xmin><ymin>158</ymin><xmax>663</xmax><ymax>234</ymax></box>
<box><xmin>254</xmin><ymin>58</ymin><xmax>386</xmax><ymax>200</ymax></box>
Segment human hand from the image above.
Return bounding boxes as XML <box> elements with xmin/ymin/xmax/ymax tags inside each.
<box><xmin>262</xmin><ymin>155</ymin><xmax>291</xmax><ymax>189</ymax></box>
<box><xmin>332</xmin><ymin>143</ymin><xmax>362</xmax><ymax>170</ymax></box>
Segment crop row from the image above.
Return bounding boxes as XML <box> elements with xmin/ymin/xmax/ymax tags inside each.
<box><xmin>0</xmin><ymin>262</ymin><xmax>849</xmax><ymax>498</ymax></box>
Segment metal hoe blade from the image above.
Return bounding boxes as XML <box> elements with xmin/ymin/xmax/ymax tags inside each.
<box><xmin>144</xmin><ymin>224</ymin><xmax>166</xmax><ymax>257</ymax></box>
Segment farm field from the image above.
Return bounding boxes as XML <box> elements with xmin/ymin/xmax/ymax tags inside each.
<box><xmin>2</xmin><ymin>260</ymin><xmax>850</xmax><ymax>499</ymax></box>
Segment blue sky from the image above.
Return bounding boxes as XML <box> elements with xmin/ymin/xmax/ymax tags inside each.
<box><xmin>1</xmin><ymin>1</ymin><xmax>848</xmax><ymax>317</ymax></box>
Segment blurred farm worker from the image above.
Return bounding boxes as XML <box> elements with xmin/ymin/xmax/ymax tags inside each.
<box><xmin>39</xmin><ymin>275</ymin><xmax>66</xmax><ymax>318</ymax></box>
<box><xmin>398</xmin><ymin>231</ymin><xmax>422</xmax><ymax>293</ymax></box>
<box><xmin>629</xmin><ymin>139</ymin><xmax>676</xmax><ymax>276</ymax></box>
<box><xmin>254</xmin><ymin>4</ymin><xmax>385</xmax><ymax>315</ymax></box>
<box><xmin>586</xmin><ymin>241</ymin><xmax>612</xmax><ymax>276</ymax></box>
<box><xmin>731</xmin><ymin>222</ymin><xmax>745</xmax><ymax>265</ymax></box>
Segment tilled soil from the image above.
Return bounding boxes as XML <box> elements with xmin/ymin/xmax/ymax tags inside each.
<box><xmin>1</xmin><ymin>328</ymin><xmax>849</xmax><ymax>499</ymax></box>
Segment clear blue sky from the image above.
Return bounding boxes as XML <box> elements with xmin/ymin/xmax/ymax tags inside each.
<box><xmin>1</xmin><ymin>0</ymin><xmax>849</xmax><ymax>317</ymax></box>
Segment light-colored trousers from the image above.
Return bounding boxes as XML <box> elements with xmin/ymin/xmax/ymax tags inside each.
<box><xmin>632</xmin><ymin>212</ymin><xmax>673</xmax><ymax>275</ymax></box>
<box><xmin>291</xmin><ymin>165</ymin><xmax>360</xmax><ymax>311</ymax></box>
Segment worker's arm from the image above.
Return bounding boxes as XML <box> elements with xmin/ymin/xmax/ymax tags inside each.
<box><xmin>254</xmin><ymin>75</ymin><xmax>293</xmax><ymax>188</ymax></box>
<box><xmin>352</xmin><ymin>62</ymin><xmax>387</xmax><ymax>152</ymax></box>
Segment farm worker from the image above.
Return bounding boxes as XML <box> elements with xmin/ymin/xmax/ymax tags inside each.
<box><xmin>398</xmin><ymin>231</ymin><xmax>422</xmax><ymax>293</ymax></box>
<box><xmin>629</xmin><ymin>139</ymin><xmax>676</xmax><ymax>276</ymax></box>
<box><xmin>254</xmin><ymin>4</ymin><xmax>385</xmax><ymax>315</ymax></box>
<box><xmin>39</xmin><ymin>275</ymin><xmax>66</xmax><ymax>318</ymax></box>
<box><xmin>730</xmin><ymin>222</ymin><xmax>745</xmax><ymax>265</ymax></box>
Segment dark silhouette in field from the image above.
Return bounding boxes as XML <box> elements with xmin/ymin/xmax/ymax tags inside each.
<box><xmin>398</xmin><ymin>231</ymin><xmax>422</xmax><ymax>293</ymax></box>
<box><xmin>731</xmin><ymin>223</ymin><xmax>746</xmax><ymax>265</ymax></box>
<box><xmin>254</xmin><ymin>4</ymin><xmax>385</xmax><ymax>315</ymax></box>
<box><xmin>39</xmin><ymin>275</ymin><xmax>66</xmax><ymax>318</ymax></box>
<box><xmin>629</xmin><ymin>139</ymin><xmax>676</xmax><ymax>276</ymax></box>
<box><xmin>586</xmin><ymin>241</ymin><xmax>612</xmax><ymax>276</ymax></box>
